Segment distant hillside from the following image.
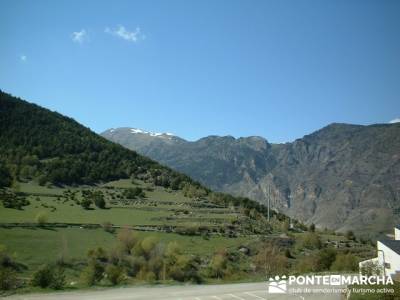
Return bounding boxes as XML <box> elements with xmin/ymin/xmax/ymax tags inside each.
<box><xmin>0</xmin><ymin>91</ymin><xmax>196</xmax><ymax>190</ymax></box>
<box><xmin>102</xmin><ymin>123</ymin><xmax>400</xmax><ymax>237</ymax></box>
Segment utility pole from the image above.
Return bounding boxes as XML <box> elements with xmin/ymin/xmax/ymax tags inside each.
<box><xmin>267</xmin><ymin>185</ymin><xmax>271</xmax><ymax>222</ymax></box>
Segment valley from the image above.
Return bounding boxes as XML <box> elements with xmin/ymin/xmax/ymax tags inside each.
<box><xmin>0</xmin><ymin>92</ymin><xmax>376</xmax><ymax>295</ymax></box>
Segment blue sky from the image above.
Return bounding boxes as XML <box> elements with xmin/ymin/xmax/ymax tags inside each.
<box><xmin>1</xmin><ymin>0</ymin><xmax>399</xmax><ymax>143</ymax></box>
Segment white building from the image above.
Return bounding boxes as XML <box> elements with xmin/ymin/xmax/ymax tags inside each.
<box><xmin>359</xmin><ymin>226</ymin><xmax>400</xmax><ymax>278</ymax></box>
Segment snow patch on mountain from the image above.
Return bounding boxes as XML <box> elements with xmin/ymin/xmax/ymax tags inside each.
<box><xmin>130</xmin><ymin>128</ymin><xmax>175</xmax><ymax>138</ymax></box>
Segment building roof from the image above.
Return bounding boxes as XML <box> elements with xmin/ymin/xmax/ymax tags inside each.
<box><xmin>379</xmin><ymin>240</ymin><xmax>400</xmax><ymax>255</ymax></box>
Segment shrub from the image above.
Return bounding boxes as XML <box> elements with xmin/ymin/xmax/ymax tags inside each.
<box><xmin>346</xmin><ymin>230</ymin><xmax>356</xmax><ymax>241</ymax></box>
<box><xmin>117</xmin><ymin>228</ymin><xmax>139</xmax><ymax>253</ymax></box>
<box><xmin>0</xmin><ymin>190</ymin><xmax>30</xmax><ymax>210</ymax></box>
<box><xmin>145</xmin><ymin>271</ymin><xmax>157</xmax><ymax>283</ymax></box>
<box><xmin>50</xmin><ymin>268</ymin><xmax>66</xmax><ymax>289</ymax></box>
<box><xmin>168</xmin><ymin>254</ymin><xmax>202</xmax><ymax>283</ymax></box>
<box><xmin>360</xmin><ymin>260</ymin><xmax>383</xmax><ymax>276</ymax></box>
<box><xmin>208</xmin><ymin>254</ymin><xmax>227</xmax><ymax>279</ymax></box>
<box><xmin>124</xmin><ymin>187</ymin><xmax>145</xmax><ymax>199</ymax></box>
<box><xmin>360</xmin><ymin>261</ymin><xmax>383</xmax><ymax>276</ymax></box>
<box><xmin>80</xmin><ymin>262</ymin><xmax>104</xmax><ymax>286</ymax></box>
<box><xmin>88</xmin><ymin>247</ymin><xmax>108</xmax><ymax>263</ymax></box>
<box><xmin>102</xmin><ymin>222</ymin><xmax>115</xmax><ymax>234</ymax></box>
<box><xmin>35</xmin><ymin>212</ymin><xmax>48</xmax><ymax>226</ymax></box>
<box><xmin>295</xmin><ymin>255</ymin><xmax>319</xmax><ymax>273</ymax></box>
<box><xmin>0</xmin><ymin>268</ymin><xmax>19</xmax><ymax>290</ymax></box>
<box><xmin>331</xmin><ymin>253</ymin><xmax>358</xmax><ymax>271</ymax></box>
<box><xmin>105</xmin><ymin>264</ymin><xmax>124</xmax><ymax>285</ymax></box>
<box><xmin>80</xmin><ymin>198</ymin><xmax>92</xmax><ymax>210</ymax></box>
<box><xmin>316</xmin><ymin>248</ymin><xmax>337</xmax><ymax>271</ymax></box>
<box><xmin>140</xmin><ymin>237</ymin><xmax>158</xmax><ymax>259</ymax></box>
<box><xmin>94</xmin><ymin>197</ymin><xmax>106</xmax><ymax>209</ymax></box>
<box><xmin>31</xmin><ymin>264</ymin><xmax>65</xmax><ymax>289</ymax></box>
<box><xmin>296</xmin><ymin>233</ymin><xmax>321</xmax><ymax>250</ymax></box>
<box><xmin>253</xmin><ymin>242</ymin><xmax>288</xmax><ymax>276</ymax></box>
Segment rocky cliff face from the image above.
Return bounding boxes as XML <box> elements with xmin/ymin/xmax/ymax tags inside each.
<box><xmin>102</xmin><ymin>123</ymin><xmax>400</xmax><ymax>236</ymax></box>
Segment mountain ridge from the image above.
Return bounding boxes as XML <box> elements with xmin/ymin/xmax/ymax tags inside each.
<box><xmin>102</xmin><ymin>122</ymin><xmax>400</xmax><ymax>237</ymax></box>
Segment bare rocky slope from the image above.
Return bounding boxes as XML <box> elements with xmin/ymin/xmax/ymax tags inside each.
<box><xmin>102</xmin><ymin>123</ymin><xmax>400</xmax><ymax>237</ymax></box>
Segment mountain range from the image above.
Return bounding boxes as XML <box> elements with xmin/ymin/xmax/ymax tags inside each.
<box><xmin>102</xmin><ymin>123</ymin><xmax>400</xmax><ymax>237</ymax></box>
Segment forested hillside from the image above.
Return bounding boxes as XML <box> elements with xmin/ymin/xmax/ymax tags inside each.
<box><xmin>0</xmin><ymin>91</ymin><xmax>195</xmax><ymax>188</ymax></box>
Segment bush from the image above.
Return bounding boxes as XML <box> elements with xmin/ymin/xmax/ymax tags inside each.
<box><xmin>346</xmin><ymin>230</ymin><xmax>356</xmax><ymax>241</ymax></box>
<box><xmin>168</xmin><ymin>255</ymin><xmax>202</xmax><ymax>283</ymax></box>
<box><xmin>0</xmin><ymin>190</ymin><xmax>30</xmax><ymax>210</ymax></box>
<box><xmin>80</xmin><ymin>261</ymin><xmax>104</xmax><ymax>286</ymax></box>
<box><xmin>50</xmin><ymin>268</ymin><xmax>66</xmax><ymax>289</ymax></box>
<box><xmin>35</xmin><ymin>212</ymin><xmax>48</xmax><ymax>226</ymax></box>
<box><xmin>102</xmin><ymin>222</ymin><xmax>115</xmax><ymax>234</ymax></box>
<box><xmin>117</xmin><ymin>228</ymin><xmax>139</xmax><ymax>253</ymax></box>
<box><xmin>140</xmin><ymin>237</ymin><xmax>158</xmax><ymax>259</ymax></box>
<box><xmin>253</xmin><ymin>243</ymin><xmax>288</xmax><ymax>276</ymax></box>
<box><xmin>94</xmin><ymin>197</ymin><xmax>106</xmax><ymax>209</ymax></box>
<box><xmin>360</xmin><ymin>260</ymin><xmax>383</xmax><ymax>276</ymax></box>
<box><xmin>208</xmin><ymin>254</ymin><xmax>227</xmax><ymax>279</ymax></box>
<box><xmin>316</xmin><ymin>248</ymin><xmax>337</xmax><ymax>271</ymax></box>
<box><xmin>105</xmin><ymin>265</ymin><xmax>124</xmax><ymax>285</ymax></box>
<box><xmin>123</xmin><ymin>187</ymin><xmax>145</xmax><ymax>199</ymax></box>
<box><xmin>31</xmin><ymin>264</ymin><xmax>65</xmax><ymax>289</ymax></box>
<box><xmin>0</xmin><ymin>268</ymin><xmax>19</xmax><ymax>290</ymax></box>
<box><xmin>295</xmin><ymin>255</ymin><xmax>319</xmax><ymax>273</ymax></box>
<box><xmin>331</xmin><ymin>253</ymin><xmax>358</xmax><ymax>271</ymax></box>
<box><xmin>296</xmin><ymin>233</ymin><xmax>321</xmax><ymax>250</ymax></box>
<box><xmin>80</xmin><ymin>198</ymin><xmax>92</xmax><ymax>210</ymax></box>
<box><xmin>145</xmin><ymin>271</ymin><xmax>157</xmax><ymax>283</ymax></box>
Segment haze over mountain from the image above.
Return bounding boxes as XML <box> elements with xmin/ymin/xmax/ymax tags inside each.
<box><xmin>102</xmin><ymin>123</ymin><xmax>400</xmax><ymax>236</ymax></box>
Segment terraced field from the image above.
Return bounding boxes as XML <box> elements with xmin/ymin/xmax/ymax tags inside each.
<box><xmin>0</xmin><ymin>179</ymin><xmax>265</xmax><ymax>280</ymax></box>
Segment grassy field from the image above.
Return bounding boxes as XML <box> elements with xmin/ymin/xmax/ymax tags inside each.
<box><xmin>0</xmin><ymin>179</ymin><xmax>378</xmax><ymax>294</ymax></box>
<box><xmin>0</xmin><ymin>180</ymin><xmax>237</xmax><ymax>226</ymax></box>
<box><xmin>0</xmin><ymin>180</ymin><xmax>260</xmax><ymax>281</ymax></box>
<box><xmin>0</xmin><ymin>227</ymin><xmax>254</xmax><ymax>275</ymax></box>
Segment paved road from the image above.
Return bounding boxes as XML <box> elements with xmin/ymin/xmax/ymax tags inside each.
<box><xmin>5</xmin><ymin>282</ymin><xmax>345</xmax><ymax>300</ymax></box>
